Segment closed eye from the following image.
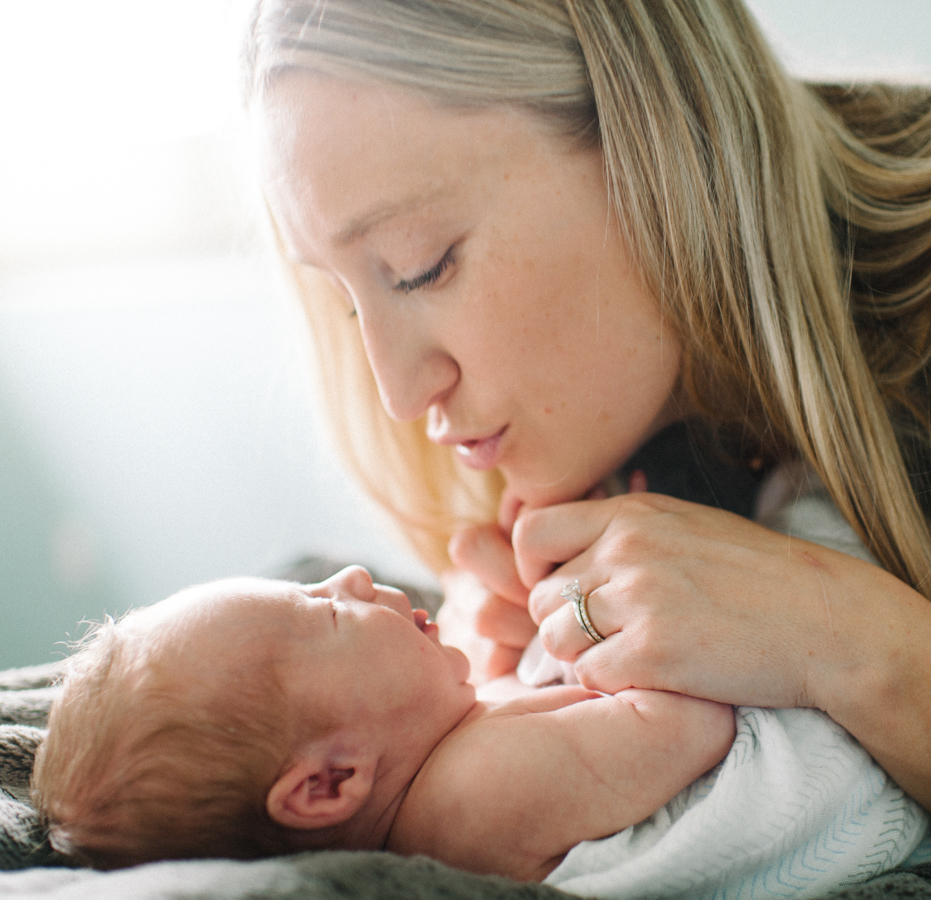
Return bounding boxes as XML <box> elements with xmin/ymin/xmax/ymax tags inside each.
<box><xmin>393</xmin><ymin>247</ymin><xmax>454</xmax><ymax>294</ymax></box>
<box><xmin>298</xmin><ymin>589</ymin><xmax>339</xmax><ymax>629</ymax></box>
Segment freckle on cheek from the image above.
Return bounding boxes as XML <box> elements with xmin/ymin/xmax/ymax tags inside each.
<box><xmin>543</xmin><ymin>407</ymin><xmax>553</xmax><ymax>415</ymax></box>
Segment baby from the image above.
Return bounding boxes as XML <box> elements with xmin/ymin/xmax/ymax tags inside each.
<box><xmin>32</xmin><ymin>566</ymin><xmax>734</xmax><ymax>879</ymax></box>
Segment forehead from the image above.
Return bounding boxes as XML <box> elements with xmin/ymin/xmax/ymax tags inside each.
<box><xmin>256</xmin><ymin>72</ymin><xmax>561</xmax><ymax>260</ymax></box>
<box><xmin>165</xmin><ymin>576</ymin><xmax>306</xmax><ymax>615</ymax></box>
<box><xmin>139</xmin><ymin>578</ymin><xmax>314</xmax><ymax>656</ymax></box>
<box><xmin>113</xmin><ymin>581</ymin><xmax>312</xmax><ymax>720</ymax></box>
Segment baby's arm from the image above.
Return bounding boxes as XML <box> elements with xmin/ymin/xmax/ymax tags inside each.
<box><xmin>403</xmin><ymin>687</ymin><xmax>734</xmax><ymax>881</ymax></box>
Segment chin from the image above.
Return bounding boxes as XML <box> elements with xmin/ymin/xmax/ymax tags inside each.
<box><xmin>504</xmin><ymin>479</ymin><xmax>592</xmax><ymax>511</ymax></box>
<box><xmin>503</xmin><ymin>456</ymin><xmax>626</xmax><ymax>510</ymax></box>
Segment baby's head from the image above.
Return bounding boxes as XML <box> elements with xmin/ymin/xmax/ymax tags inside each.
<box><xmin>32</xmin><ymin>567</ymin><xmax>474</xmax><ymax>868</ymax></box>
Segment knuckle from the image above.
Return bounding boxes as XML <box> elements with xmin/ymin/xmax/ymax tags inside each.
<box><xmin>536</xmin><ymin>617</ymin><xmax>561</xmax><ymax>656</ymax></box>
<box><xmin>488</xmin><ymin>646</ymin><xmax>522</xmax><ymax>680</ymax></box>
<box><xmin>621</xmin><ymin>566</ymin><xmax>664</xmax><ymax>601</ymax></box>
<box><xmin>600</xmin><ymin>527</ymin><xmax>655</xmax><ymax>567</ymax></box>
<box><xmin>511</xmin><ymin>508</ymin><xmax>546</xmax><ymax>560</ymax></box>
<box><xmin>575</xmin><ymin>653</ymin><xmax>620</xmax><ymax>692</ymax></box>
<box><xmin>575</xmin><ymin>645</ymin><xmax>634</xmax><ymax>693</ymax></box>
<box><xmin>537</xmin><ymin>614</ymin><xmax>575</xmax><ymax>661</ymax></box>
<box><xmin>447</xmin><ymin>525</ymin><xmax>487</xmax><ymax>568</ymax></box>
<box><xmin>527</xmin><ymin>583</ymin><xmax>553</xmax><ymax>625</ymax></box>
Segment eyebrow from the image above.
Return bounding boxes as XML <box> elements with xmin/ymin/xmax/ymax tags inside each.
<box><xmin>331</xmin><ymin>188</ymin><xmax>445</xmax><ymax>248</ymax></box>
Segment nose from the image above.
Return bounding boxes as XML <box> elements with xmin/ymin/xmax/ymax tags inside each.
<box><xmin>327</xmin><ymin>565</ymin><xmax>376</xmax><ymax>601</ymax></box>
<box><xmin>325</xmin><ymin>566</ymin><xmax>412</xmax><ymax>616</ymax></box>
<box><xmin>355</xmin><ymin>306</ymin><xmax>459</xmax><ymax>422</ymax></box>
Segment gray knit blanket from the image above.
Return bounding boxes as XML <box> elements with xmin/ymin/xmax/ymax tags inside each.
<box><xmin>2</xmin><ymin>557</ymin><xmax>930</xmax><ymax>898</ymax></box>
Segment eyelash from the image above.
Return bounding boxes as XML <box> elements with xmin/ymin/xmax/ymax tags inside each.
<box><xmin>393</xmin><ymin>248</ymin><xmax>454</xmax><ymax>294</ymax></box>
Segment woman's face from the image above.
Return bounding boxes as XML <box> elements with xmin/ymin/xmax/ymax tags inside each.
<box><xmin>260</xmin><ymin>73</ymin><xmax>682</xmax><ymax>509</ymax></box>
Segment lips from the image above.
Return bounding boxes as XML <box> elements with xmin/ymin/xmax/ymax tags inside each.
<box><xmin>413</xmin><ymin>608</ymin><xmax>440</xmax><ymax>640</ymax></box>
<box><xmin>452</xmin><ymin>426</ymin><xmax>507</xmax><ymax>470</ymax></box>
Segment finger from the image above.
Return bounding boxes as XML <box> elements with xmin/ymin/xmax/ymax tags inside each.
<box><xmin>536</xmin><ymin>599</ymin><xmax>594</xmax><ymax>662</ymax></box>
<box><xmin>528</xmin><ymin>572</ymin><xmax>573</xmax><ymax>625</ymax></box>
<box><xmin>528</xmin><ymin>567</ymin><xmax>613</xmax><ymax>626</ymax></box>
<box><xmin>497</xmin><ymin>487</ymin><xmax>524</xmax><ymax>537</ymax></box>
<box><xmin>449</xmin><ymin>524</ymin><xmax>529</xmax><ymax>606</ymax></box>
<box><xmin>442</xmin><ymin>630</ymin><xmax>522</xmax><ymax>685</ymax></box>
<box><xmin>573</xmin><ymin>636</ymin><xmax>642</xmax><ymax>694</ymax></box>
<box><xmin>472</xmin><ymin>592</ymin><xmax>538</xmax><ymax>648</ymax></box>
<box><xmin>512</xmin><ymin>499</ymin><xmax>616</xmax><ymax>588</ymax></box>
<box><xmin>482</xmin><ymin>644</ymin><xmax>524</xmax><ymax>682</ymax></box>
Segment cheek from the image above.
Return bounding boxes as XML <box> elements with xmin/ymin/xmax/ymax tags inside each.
<box><xmin>444</xmin><ymin>644</ymin><xmax>471</xmax><ymax>684</ymax></box>
<box><xmin>460</xmin><ymin>268</ymin><xmax>581</xmax><ymax>384</ymax></box>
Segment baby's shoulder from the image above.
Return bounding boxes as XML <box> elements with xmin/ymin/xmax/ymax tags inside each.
<box><xmin>387</xmin><ymin>686</ymin><xmax>605</xmax><ymax>879</ymax></box>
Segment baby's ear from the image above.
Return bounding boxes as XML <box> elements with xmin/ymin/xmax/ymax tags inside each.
<box><xmin>266</xmin><ymin>751</ymin><xmax>376</xmax><ymax>830</ymax></box>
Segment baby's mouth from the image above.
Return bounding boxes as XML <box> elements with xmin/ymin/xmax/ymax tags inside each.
<box><xmin>413</xmin><ymin>609</ymin><xmax>430</xmax><ymax>632</ymax></box>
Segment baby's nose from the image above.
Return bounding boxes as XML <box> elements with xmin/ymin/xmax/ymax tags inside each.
<box><xmin>330</xmin><ymin>565</ymin><xmax>376</xmax><ymax>600</ymax></box>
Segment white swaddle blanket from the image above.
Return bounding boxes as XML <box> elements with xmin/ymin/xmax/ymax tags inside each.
<box><xmin>522</xmin><ymin>463</ymin><xmax>929</xmax><ymax>898</ymax></box>
<box><xmin>544</xmin><ymin>705</ymin><xmax>927</xmax><ymax>899</ymax></box>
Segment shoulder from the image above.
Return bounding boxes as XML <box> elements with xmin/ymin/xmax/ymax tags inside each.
<box><xmin>389</xmin><ymin>703</ymin><xmax>571</xmax><ymax>880</ymax></box>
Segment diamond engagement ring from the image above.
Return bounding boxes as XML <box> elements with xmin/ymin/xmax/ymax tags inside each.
<box><xmin>561</xmin><ymin>579</ymin><xmax>606</xmax><ymax>644</ymax></box>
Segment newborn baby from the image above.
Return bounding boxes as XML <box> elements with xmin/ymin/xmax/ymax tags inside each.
<box><xmin>32</xmin><ymin>566</ymin><xmax>733</xmax><ymax>878</ymax></box>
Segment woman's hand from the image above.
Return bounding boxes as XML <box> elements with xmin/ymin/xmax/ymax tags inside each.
<box><xmin>437</xmin><ymin>521</ymin><xmax>537</xmax><ymax>684</ymax></box>
<box><xmin>513</xmin><ymin>491</ymin><xmax>909</xmax><ymax>709</ymax></box>
<box><xmin>514</xmin><ymin>492</ymin><xmax>827</xmax><ymax>707</ymax></box>
<box><xmin>512</xmin><ymin>491</ymin><xmax>931</xmax><ymax>809</ymax></box>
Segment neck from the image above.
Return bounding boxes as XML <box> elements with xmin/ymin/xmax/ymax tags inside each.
<box><xmin>383</xmin><ymin>699</ymin><xmax>490</xmax><ymax>854</ymax></box>
<box><xmin>475</xmin><ymin>673</ymin><xmax>539</xmax><ymax>704</ymax></box>
<box><xmin>318</xmin><ymin>699</ymin><xmax>484</xmax><ymax>853</ymax></box>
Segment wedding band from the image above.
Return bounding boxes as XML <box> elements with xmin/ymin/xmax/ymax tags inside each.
<box><xmin>561</xmin><ymin>579</ymin><xmax>606</xmax><ymax>644</ymax></box>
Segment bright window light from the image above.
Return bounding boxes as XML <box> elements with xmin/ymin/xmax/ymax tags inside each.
<box><xmin>0</xmin><ymin>0</ymin><xmax>249</xmax><ymax>269</ymax></box>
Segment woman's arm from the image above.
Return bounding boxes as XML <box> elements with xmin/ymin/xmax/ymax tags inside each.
<box><xmin>513</xmin><ymin>493</ymin><xmax>931</xmax><ymax>810</ymax></box>
<box><xmin>807</xmin><ymin>554</ymin><xmax>931</xmax><ymax>812</ymax></box>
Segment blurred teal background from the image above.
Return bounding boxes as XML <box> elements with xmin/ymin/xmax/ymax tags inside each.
<box><xmin>0</xmin><ymin>1</ymin><xmax>929</xmax><ymax>667</ymax></box>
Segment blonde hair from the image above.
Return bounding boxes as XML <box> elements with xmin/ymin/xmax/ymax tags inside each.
<box><xmin>31</xmin><ymin>610</ymin><xmax>297</xmax><ymax>868</ymax></box>
<box><xmin>245</xmin><ymin>0</ymin><xmax>931</xmax><ymax>590</ymax></box>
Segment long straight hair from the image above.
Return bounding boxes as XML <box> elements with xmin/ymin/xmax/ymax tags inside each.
<box><xmin>245</xmin><ymin>0</ymin><xmax>931</xmax><ymax>588</ymax></box>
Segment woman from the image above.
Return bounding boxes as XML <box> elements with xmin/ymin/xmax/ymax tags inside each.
<box><xmin>244</xmin><ymin>0</ymin><xmax>931</xmax><ymax>811</ymax></box>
